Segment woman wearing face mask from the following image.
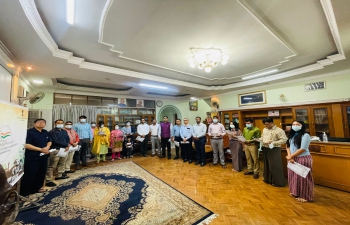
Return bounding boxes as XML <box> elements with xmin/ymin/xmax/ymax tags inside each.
<box><xmin>227</xmin><ymin>121</ymin><xmax>243</xmax><ymax>172</ymax></box>
<box><xmin>286</xmin><ymin>120</ymin><xmax>313</xmax><ymax>203</ymax></box>
<box><xmin>121</xmin><ymin>121</ymin><xmax>135</xmax><ymax>158</ymax></box>
<box><xmin>92</xmin><ymin>121</ymin><xmax>110</xmax><ymax>163</ymax></box>
<box><xmin>110</xmin><ymin>124</ymin><xmax>124</xmax><ymax>161</ymax></box>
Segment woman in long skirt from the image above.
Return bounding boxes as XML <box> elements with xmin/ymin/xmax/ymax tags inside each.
<box><xmin>92</xmin><ymin>121</ymin><xmax>110</xmax><ymax>163</ymax></box>
<box><xmin>286</xmin><ymin>120</ymin><xmax>314</xmax><ymax>202</ymax></box>
<box><xmin>227</xmin><ymin>121</ymin><xmax>243</xmax><ymax>172</ymax></box>
<box><xmin>110</xmin><ymin>124</ymin><xmax>124</xmax><ymax>161</ymax></box>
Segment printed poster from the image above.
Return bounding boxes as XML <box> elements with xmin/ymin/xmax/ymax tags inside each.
<box><xmin>0</xmin><ymin>100</ymin><xmax>28</xmax><ymax>186</ymax></box>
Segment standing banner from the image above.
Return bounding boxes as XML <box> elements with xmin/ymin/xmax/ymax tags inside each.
<box><xmin>0</xmin><ymin>100</ymin><xmax>28</xmax><ymax>186</ymax></box>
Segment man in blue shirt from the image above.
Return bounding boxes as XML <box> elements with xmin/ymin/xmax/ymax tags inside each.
<box><xmin>171</xmin><ymin>119</ymin><xmax>182</xmax><ymax>160</ymax></box>
<box><xmin>180</xmin><ymin>118</ymin><xmax>194</xmax><ymax>163</ymax></box>
<box><xmin>73</xmin><ymin>115</ymin><xmax>93</xmax><ymax>170</ymax></box>
<box><xmin>20</xmin><ymin>119</ymin><xmax>52</xmax><ymax>196</ymax></box>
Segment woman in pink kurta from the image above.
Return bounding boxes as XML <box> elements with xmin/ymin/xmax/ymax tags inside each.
<box><xmin>110</xmin><ymin>124</ymin><xmax>124</xmax><ymax>161</ymax></box>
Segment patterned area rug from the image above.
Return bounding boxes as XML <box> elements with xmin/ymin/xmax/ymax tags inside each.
<box><xmin>14</xmin><ymin>162</ymin><xmax>217</xmax><ymax>225</ymax></box>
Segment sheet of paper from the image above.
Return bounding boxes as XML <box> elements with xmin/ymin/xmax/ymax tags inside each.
<box><xmin>174</xmin><ymin>141</ymin><xmax>180</xmax><ymax>147</ymax></box>
<box><xmin>269</xmin><ymin>142</ymin><xmax>274</xmax><ymax>149</ymax></box>
<box><xmin>236</xmin><ymin>136</ymin><xmax>246</xmax><ymax>142</ymax></box>
<box><xmin>56</xmin><ymin>148</ymin><xmax>69</xmax><ymax>157</ymax></box>
<box><xmin>287</xmin><ymin>162</ymin><xmax>311</xmax><ymax>178</ymax></box>
<box><xmin>136</xmin><ymin>136</ymin><xmax>145</xmax><ymax>142</ymax></box>
<box><xmin>69</xmin><ymin>145</ymin><xmax>81</xmax><ymax>152</ymax></box>
<box><xmin>40</xmin><ymin>148</ymin><xmax>56</xmax><ymax>156</ymax></box>
<box><xmin>180</xmin><ymin>141</ymin><xmax>189</xmax><ymax>144</ymax></box>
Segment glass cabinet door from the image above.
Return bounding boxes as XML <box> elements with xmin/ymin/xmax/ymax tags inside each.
<box><xmin>295</xmin><ymin>108</ymin><xmax>310</xmax><ymax>133</ymax></box>
<box><xmin>105</xmin><ymin>115</ymin><xmax>114</xmax><ymax>131</ymax></box>
<box><xmin>313</xmin><ymin>108</ymin><xmax>330</xmax><ymax>136</ymax></box>
<box><xmin>223</xmin><ymin>113</ymin><xmax>230</xmax><ymax>130</ymax></box>
<box><xmin>345</xmin><ymin>106</ymin><xmax>350</xmax><ymax>137</ymax></box>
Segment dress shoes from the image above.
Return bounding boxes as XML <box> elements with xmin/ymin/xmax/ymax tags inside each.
<box><xmin>253</xmin><ymin>174</ymin><xmax>259</xmax><ymax>179</ymax></box>
<box><xmin>151</xmin><ymin>154</ymin><xmax>155</xmax><ymax>157</ymax></box>
<box><xmin>173</xmin><ymin>156</ymin><xmax>179</xmax><ymax>160</ymax></box>
<box><xmin>82</xmin><ymin>164</ymin><xmax>88</xmax><ymax>167</ymax></box>
<box><xmin>244</xmin><ymin>171</ymin><xmax>254</xmax><ymax>175</ymax></box>
<box><xmin>90</xmin><ymin>156</ymin><xmax>95</xmax><ymax>159</ymax></box>
<box><xmin>188</xmin><ymin>160</ymin><xmax>193</xmax><ymax>164</ymax></box>
<box><xmin>75</xmin><ymin>165</ymin><xmax>81</xmax><ymax>170</ymax></box>
<box><xmin>55</xmin><ymin>175</ymin><xmax>69</xmax><ymax>180</ymax></box>
<box><xmin>195</xmin><ymin>161</ymin><xmax>200</xmax><ymax>165</ymax></box>
<box><xmin>65</xmin><ymin>170</ymin><xmax>75</xmax><ymax>173</ymax></box>
<box><xmin>200</xmin><ymin>163</ymin><xmax>206</xmax><ymax>167</ymax></box>
<box><xmin>45</xmin><ymin>181</ymin><xmax>57</xmax><ymax>187</ymax></box>
<box><xmin>183</xmin><ymin>159</ymin><xmax>188</xmax><ymax>162</ymax></box>
<box><xmin>159</xmin><ymin>155</ymin><xmax>164</xmax><ymax>158</ymax></box>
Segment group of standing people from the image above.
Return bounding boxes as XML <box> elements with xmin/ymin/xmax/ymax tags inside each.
<box><xmin>227</xmin><ymin>117</ymin><xmax>314</xmax><ymax>202</ymax></box>
<box><xmin>20</xmin><ymin>114</ymin><xmax>314</xmax><ymax>203</ymax></box>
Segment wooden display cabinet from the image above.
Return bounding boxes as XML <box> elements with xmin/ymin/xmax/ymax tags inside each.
<box><xmin>221</xmin><ymin>111</ymin><xmax>240</xmax><ymax>130</ymax></box>
<box><xmin>292</xmin><ymin>105</ymin><xmax>333</xmax><ymax>137</ymax></box>
<box><xmin>342</xmin><ymin>104</ymin><xmax>350</xmax><ymax>137</ymax></box>
<box><xmin>96</xmin><ymin>114</ymin><xmax>115</xmax><ymax>131</ymax></box>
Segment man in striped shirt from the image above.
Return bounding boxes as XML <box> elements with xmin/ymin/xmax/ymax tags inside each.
<box><xmin>73</xmin><ymin>115</ymin><xmax>93</xmax><ymax>170</ymax></box>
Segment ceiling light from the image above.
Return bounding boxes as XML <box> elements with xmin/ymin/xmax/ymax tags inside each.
<box><xmin>27</xmin><ymin>66</ymin><xmax>32</xmax><ymax>70</ymax></box>
<box><xmin>33</xmin><ymin>80</ymin><xmax>43</xmax><ymax>84</ymax></box>
<box><xmin>67</xmin><ymin>0</ymin><xmax>75</xmax><ymax>25</ymax></box>
<box><xmin>188</xmin><ymin>48</ymin><xmax>228</xmax><ymax>73</ymax></box>
<box><xmin>7</xmin><ymin>64</ymin><xmax>14</xmax><ymax>68</ymax></box>
<box><xmin>190</xmin><ymin>97</ymin><xmax>197</xmax><ymax>100</ymax></box>
<box><xmin>139</xmin><ymin>83</ymin><xmax>168</xmax><ymax>89</ymax></box>
<box><xmin>241</xmin><ymin>69</ymin><xmax>279</xmax><ymax>80</ymax></box>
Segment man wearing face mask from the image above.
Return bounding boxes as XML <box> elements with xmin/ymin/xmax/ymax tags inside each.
<box><xmin>121</xmin><ymin>121</ymin><xmax>135</xmax><ymax>158</ymax></box>
<box><xmin>137</xmin><ymin>118</ymin><xmax>150</xmax><ymax>156</ymax></box>
<box><xmin>45</xmin><ymin>119</ymin><xmax>70</xmax><ymax>187</ymax></box>
<box><xmin>64</xmin><ymin>121</ymin><xmax>80</xmax><ymax>174</ymax></box>
<box><xmin>149</xmin><ymin>119</ymin><xmax>161</xmax><ymax>157</ymax></box>
<box><xmin>208</xmin><ymin>116</ymin><xmax>227</xmax><ymax>168</ymax></box>
<box><xmin>160</xmin><ymin>116</ymin><xmax>173</xmax><ymax>159</ymax></box>
<box><xmin>73</xmin><ymin>115</ymin><xmax>93</xmax><ymax>169</ymax></box>
<box><xmin>242</xmin><ymin>118</ymin><xmax>261</xmax><ymax>179</ymax></box>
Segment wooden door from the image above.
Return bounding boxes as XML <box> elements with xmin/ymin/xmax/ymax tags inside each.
<box><xmin>342</xmin><ymin>104</ymin><xmax>350</xmax><ymax>137</ymax></box>
<box><xmin>311</xmin><ymin>105</ymin><xmax>333</xmax><ymax>138</ymax></box>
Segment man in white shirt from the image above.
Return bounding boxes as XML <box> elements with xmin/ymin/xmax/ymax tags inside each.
<box><xmin>149</xmin><ymin>119</ymin><xmax>161</xmax><ymax>157</ymax></box>
<box><xmin>208</xmin><ymin>116</ymin><xmax>227</xmax><ymax>168</ymax></box>
<box><xmin>192</xmin><ymin>116</ymin><xmax>207</xmax><ymax>167</ymax></box>
<box><xmin>137</xmin><ymin>118</ymin><xmax>150</xmax><ymax>156</ymax></box>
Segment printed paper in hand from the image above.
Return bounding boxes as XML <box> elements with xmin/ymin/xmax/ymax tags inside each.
<box><xmin>180</xmin><ymin>141</ymin><xmax>189</xmax><ymax>144</ymax></box>
<box><xmin>174</xmin><ymin>141</ymin><xmax>180</xmax><ymax>147</ymax></box>
<box><xmin>136</xmin><ymin>136</ymin><xmax>145</xmax><ymax>142</ymax></box>
<box><xmin>269</xmin><ymin>142</ymin><xmax>274</xmax><ymax>149</ymax></box>
<box><xmin>236</xmin><ymin>136</ymin><xmax>246</xmax><ymax>142</ymax></box>
<box><xmin>287</xmin><ymin>161</ymin><xmax>311</xmax><ymax>178</ymax></box>
<box><xmin>57</xmin><ymin>148</ymin><xmax>69</xmax><ymax>157</ymax></box>
<box><xmin>69</xmin><ymin>145</ymin><xmax>81</xmax><ymax>152</ymax></box>
<box><xmin>40</xmin><ymin>148</ymin><xmax>56</xmax><ymax>156</ymax></box>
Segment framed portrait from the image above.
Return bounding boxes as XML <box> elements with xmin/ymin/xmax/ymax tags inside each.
<box><xmin>117</xmin><ymin>98</ymin><xmax>127</xmax><ymax>107</ymax></box>
<box><xmin>189</xmin><ymin>100</ymin><xmax>198</xmax><ymax>111</ymax></box>
<box><xmin>304</xmin><ymin>81</ymin><xmax>326</xmax><ymax>92</ymax></box>
<box><xmin>136</xmin><ymin>99</ymin><xmax>144</xmax><ymax>108</ymax></box>
<box><xmin>238</xmin><ymin>91</ymin><xmax>266</xmax><ymax>106</ymax></box>
<box><xmin>268</xmin><ymin>110</ymin><xmax>280</xmax><ymax>116</ymax></box>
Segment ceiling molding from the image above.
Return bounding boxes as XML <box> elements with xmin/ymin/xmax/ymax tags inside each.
<box><xmin>20</xmin><ymin>0</ymin><xmax>346</xmax><ymax>91</ymax></box>
<box><xmin>97</xmin><ymin>0</ymin><xmax>296</xmax><ymax>81</ymax></box>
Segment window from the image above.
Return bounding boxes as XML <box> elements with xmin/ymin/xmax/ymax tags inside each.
<box><xmin>88</xmin><ymin>96</ymin><xmax>102</xmax><ymax>106</ymax></box>
<box><xmin>54</xmin><ymin>94</ymin><xmax>72</xmax><ymax>104</ymax></box>
<box><xmin>72</xmin><ymin>95</ymin><xmax>87</xmax><ymax>105</ymax></box>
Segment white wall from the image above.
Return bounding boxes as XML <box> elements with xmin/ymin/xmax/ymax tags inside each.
<box><xmin>0</xmin><ymin>65</ymin><xmax>12</xmax><ymax>102</ymax></box>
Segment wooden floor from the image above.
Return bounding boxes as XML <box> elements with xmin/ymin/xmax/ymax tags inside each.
<box><xmin>83</xmin><ymin>152</ymin><xmax>350</xmax><ymax>225</ymax></box>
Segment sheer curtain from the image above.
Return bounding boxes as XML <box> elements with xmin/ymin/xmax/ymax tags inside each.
<box><xmin>52</xmin><ymin>105</ymin><xmax>97</xmax><ymax>124</ymax></box>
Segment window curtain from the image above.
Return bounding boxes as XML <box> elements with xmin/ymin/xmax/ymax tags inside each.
<box><xmin>52</xmin><ymin>105</ymin><xmax>97</xmax><ymax>125</ymax></box>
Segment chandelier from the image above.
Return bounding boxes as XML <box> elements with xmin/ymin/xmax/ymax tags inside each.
<box><xmin>188</xmin><ymin>48</ymin><xmax>229</xmax><ymax>73</ymax></box>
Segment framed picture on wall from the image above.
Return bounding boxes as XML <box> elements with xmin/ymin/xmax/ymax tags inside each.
<box><xmin>117</xmin><ymin>98</ymin><xmax>127</xmax><ymax>107</ymax></box>
<box><xmin>136</xmin><ymin>99</ymin><xmax>144</xmax><ymax>107</ymax></box>
<box><xmin>304</xmin><ymin>81</ymin><xmax>326</xmax><ymax>92</ymax></box>
<box><xmin>189</xmin><ymin>100</ymin><xmax>198</xmax><ymax>111</ymax></box>
<box><xmin>238</xmin><ymin>91</ymin><xmax>266</xmax><ymax>106</ymax></box>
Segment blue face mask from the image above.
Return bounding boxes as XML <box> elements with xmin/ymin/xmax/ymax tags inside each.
<box><xmin>246</xmin><ymin>124</ymin><xmax>252</xmax><ymax>128</ymax></box>
<box><xmin>292</xmin><ymin>125</ymin><xmax>302</xmax><ymax>131</ymax></box>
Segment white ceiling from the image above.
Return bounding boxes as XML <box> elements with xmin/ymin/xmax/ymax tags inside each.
<box><xmin>0</xmin><ymin>0</ymin><xmax>349</xmax><ymax>99</ymax></box>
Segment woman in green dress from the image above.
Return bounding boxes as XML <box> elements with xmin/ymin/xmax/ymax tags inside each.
<box><xmin>92</xmin><ymin>121</ymin><xmax>110</xmax><ymax>163</ymax></box>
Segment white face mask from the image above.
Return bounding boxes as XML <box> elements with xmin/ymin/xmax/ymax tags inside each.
<box><xmin>213</xmin><ymin>119</ymin><xmax>218</xmax><ymax>123</ymax></box>
<box><xmin>230</xmin><ymin>125</ymin><xmax>235</xmax><ymax>128</ymax></box>
<box><xmin>100</xmin><ymin>125</ymin><xmax>104</xmax><ymax>128</ymax></box>
<box><xmin>126</xmin><ymin>123</ymin><xmax>130</xmax><ymax>126</ymax></box>
<box><xmin>65</xmin><ymin>125</ymin><xmax>72</xmax><ymax>129</ymax></box>
<box><xmin>56</xmin><ymin>124</ymin><xmax>64</xmax><ymax>129</ymax></box>
<box><xmin>80</xmin><ymin>119</ymin><xmax>86</xmax><ymax>123</ymax></box>
<box><xmin>246</xmin><ymin>124</ymin><xmax>252</xmax><ymax>128</ymax></box>
<box><xmin>292</xmin><ymin>125</ymin><xmax>302</xmax><ymax>131</ymax></box>
<box><xmin>115</xmin><ymin>126</ymin><xmax>119</xmax><ymax>130</ymax></box>
<box><xmin>91</xmin><ymin>124</ymin><xmax>96</xmax><ymax>127</ymax></box>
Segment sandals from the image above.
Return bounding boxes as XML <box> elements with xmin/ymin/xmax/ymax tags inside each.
<box><xmin>37</xmin><ymin>188</ymin><xmax>48</xmax><ymax>193</ymax></box>
<box><xmin>296</xmin><ymin>198</ymin><xmax>308</xmax><ymax>203</ymax></box>
<box><xmin>111</xmin><ymin>159</ymin><xmax>115</xmax><ymax>162</ymax></box>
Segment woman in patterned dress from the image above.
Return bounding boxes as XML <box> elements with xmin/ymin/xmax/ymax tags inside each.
<box><xmin>227</xmin><ymin>121</ymin><xmax>243</xmax><ymax>172</ymax></box>
<box><xmin>286</xmin><ymin>120</ymin><xmax>314</xmax><ymax>202</ymax></box>
<box><xmin>110</xmin><ymin>124</ymin><xmax>124</xmax><ymax>161</ymax></box>
<box><xmin>92</xmin><ymin>121</ymin><xmax>110</xmax><ymax>163</ymax></box>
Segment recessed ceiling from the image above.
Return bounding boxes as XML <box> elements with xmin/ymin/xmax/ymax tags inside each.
<box><xmin>0</xmin><ymin>0</ymin><xmax>349</xmax><ymax>99</ymax></box>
